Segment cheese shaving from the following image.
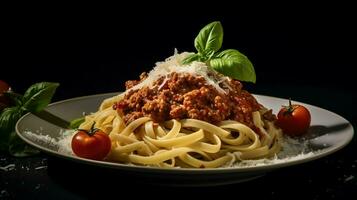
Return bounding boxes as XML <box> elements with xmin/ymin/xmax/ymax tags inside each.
<box><xmin>126</xmin><ymin>51</ymin><xmax>230</xmax><ymax>94</ymax></box>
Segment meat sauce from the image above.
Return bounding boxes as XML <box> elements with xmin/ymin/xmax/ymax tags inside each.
<box><xmin>115</xmin><ymin>72</ymin><xmax>269</xmax><ymax>131</ymax></box>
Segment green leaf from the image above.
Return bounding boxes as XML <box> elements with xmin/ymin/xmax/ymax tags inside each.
<box><xmin>8</xmin><ymin>131</ymin><xmax>39</xmax><ymax>157</ymax></box>
<box><xmin>181</xmin><ymin>54</ymin><xmax>202</xmax><ymax>65</ymax></box>
<box><xmin>1</xmin><ymin>82</ymin><xmax>59</xmax><ymax>156</ymax></box>
<box><xmin>0</xmin><ymin>107</ymin><xmax>24</xmax><ymax>135</ymax></box>
<box><xmin>22</xmin><ymin>82</ymin><xmax>59</xmax><ymax>113</ymax></box>
<box><xmin>202</xmin><ymin>49</ymin><xmax>215</xmax><ymax>61</ymax></box>
<box><xmin>0</xmin><ymin>107</ymin><xmax>25</xmax><ymax>151</ymax></box>
<box><xmin>69</xmin><ymin>117</ymin><xmax>85</xmax><ymax>129</ymax></box>
<box><xmin>194</xmin><ymin>21</ymin><xmax>223</xmax><ymax>55</ymax></box>
<box><xmin>210</xmin><ymin>49</ymin><xmax>256</xmax><ymax>83</ymax></box>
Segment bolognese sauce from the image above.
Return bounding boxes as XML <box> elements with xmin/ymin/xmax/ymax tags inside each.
<box><xmin>115</xmin><ymin>72</ymin><xmax>268</xmax><ymax>131</ymax></box>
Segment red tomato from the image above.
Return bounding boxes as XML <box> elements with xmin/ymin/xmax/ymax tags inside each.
<box><xmin>71</xmin><ymin>125</ymin><xmax>111</xmax><ymax>160</ymax></box>
<box><xmin>276</xmin><ymin>99</ymin><xmax>311</xmax><ymax>136</ymax></box>
<box><xmin>0</xmin><ymin>80</ymin><xmax>10</xmax><ymax>93</ymax></box>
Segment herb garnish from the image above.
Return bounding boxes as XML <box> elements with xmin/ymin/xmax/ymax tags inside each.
<box><xmin>0</xmin><ymin>82</ymin><xmax>59</xmax><ymax>156</ymax></box>
<box><xmin>182</xmin><ymin>21</ymin><xmax>256</xmax><ymax>83</ymax></box>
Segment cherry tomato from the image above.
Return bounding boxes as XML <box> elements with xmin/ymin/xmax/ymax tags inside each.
<box><xmin>0</xmin><ymin>80</ymin><xmax>10</xmax><ymax>93</ymax></box>
<box><xmin>276</xmin><ymin>99</ymin><xmax>311</xmax><ymax>136</ymax></box>
<box><xmin>71</xmin><ymin>124</ymin><xmax>111</xmax><ymax>160</ymax></box>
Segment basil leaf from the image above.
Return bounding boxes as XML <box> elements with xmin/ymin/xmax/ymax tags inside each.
<box><xmin>23</xmin><ymin>82</ymin><xmax>59</xmax><ymax>113</ymax></box>
<box><xmin>69</xmin><ymin>117</ymin><xmax>85</xmax><ymax>129</ymax></box>
<box><xmin>8</xmin><ymin>131</ymin><xmax>39</xmax><ymax>157</ymax></box>
<box><xmin>181</xmin><ymin>54</ymin><xmax>202</xmax><ymax>65</ymax></box>
<box><xmin>201</xmin><ymin>49</ymin><xmax>215</xmax><ymax>61</ymax></box>
<box><xmin>0</xmin><ymin>107</ymin><xmax>25</xmax><ymax>151</ymax></box>
<box><xmin>194</xmin><ymin>21</ymin><xmax>223</xmax><ymax>55</ymax></box>
<box><xmin>0</xmin><ymin>107</ymin><xmax>24</xmax><ymax>135</ymax></box>
<box><xmin>1</xmin><ymin>82</ymin><xmax>59</xmax><ymax>156</ymax></box>
<box><xmin>210</xmin><ymin>49</ymin><xmax>256</xmax><ymax>83</ymax></box>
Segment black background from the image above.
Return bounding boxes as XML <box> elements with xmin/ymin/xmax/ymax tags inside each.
<box><xmin>1</xmin><ymin>7</ymin><xmax>356</xmax><ymax>199</ymax></box>
<box><xmin>3</xmin><ymin>10</ymin><xmax>355</xmax><ymax>98</ymax></box>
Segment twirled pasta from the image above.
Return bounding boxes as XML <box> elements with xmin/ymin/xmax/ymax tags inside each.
<box><xmin>78</xmin><ymin>93</ymin><xmax>282</xmax><ymax>168</ymax></box>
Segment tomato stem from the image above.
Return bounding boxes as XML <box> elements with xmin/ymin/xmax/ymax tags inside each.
<box><xmin>282</xmin><ymin>98</ymin><xmax>295</xmax><ymax>115</ymax></box>
<box><xmin>77</xmin><ymin>121</ymin><xmax>99</xmax><ymax>136</ymax></box>
<box><xmin>288</xmin><ymin>98</ymin><xmax>293</xmax><ymax>112</ymax></box>
<box><xmin>90</xmin><ymin>121</ymin><xmax>96</xmax><ymax>131</ymax></box>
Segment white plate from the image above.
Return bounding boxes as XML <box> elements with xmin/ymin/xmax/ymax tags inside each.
<box><xmin>16</xmin><ymin>93</ymin><xmax>354</xmax><ymax>186</ymax></box>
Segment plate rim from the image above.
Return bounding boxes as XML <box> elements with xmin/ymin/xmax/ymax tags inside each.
<box><xmin>16</xmin><ymin>92</ymin><xmax>354</xmax><ymax>174</ymax></box>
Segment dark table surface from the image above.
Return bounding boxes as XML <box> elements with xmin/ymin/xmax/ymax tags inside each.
<box><xmin>1</xmin><ymin>84</ymin><xmax>356</xmax><ymax>199</ymax></box>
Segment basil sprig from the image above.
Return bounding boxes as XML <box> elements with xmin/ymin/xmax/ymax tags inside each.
<box><xmin>0</xmin><ymin>82</ymin><xmax>59</xmax><ymax>156</ymax></box>
<box><xmin>182</xmin><ymin>21</ymin><xmax>256</xmax><ymax>83</ymax></box>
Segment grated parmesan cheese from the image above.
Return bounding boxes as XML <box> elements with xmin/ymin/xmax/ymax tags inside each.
<box><xmin>24</xmin><ymin>130</ymin><xmax>75</xmax><ymax>155</ymax></box>
<box><xmin>126</xmin><ymin>51</ymin><xmax>230</xmax><ymax>94</ymax></box>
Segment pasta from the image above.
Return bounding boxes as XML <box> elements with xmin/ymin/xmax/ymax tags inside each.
<box><xmin>78</xmin><ymin>58</ymin><xmax>283</xmax><ymax>168</ymax></box>
<box><xmin>80</xmin><ymin>107</ymin><xmax>281</xmax><ymax>168</ymax></box>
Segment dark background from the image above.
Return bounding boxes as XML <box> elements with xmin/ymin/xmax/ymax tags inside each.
<box><xmin>3</xmin><ymin>11</ymin><xmax>356</xmax><ymax>123</ymax></box>
<box><xmin>3</xmin><ymin>11</ymin><xmax>355</xmax><ymax>97</ymax></box>
<box><xmin>1</xmin><ymin>8</ymin><xmax>356</xmax><ymax>199</ymax></box>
